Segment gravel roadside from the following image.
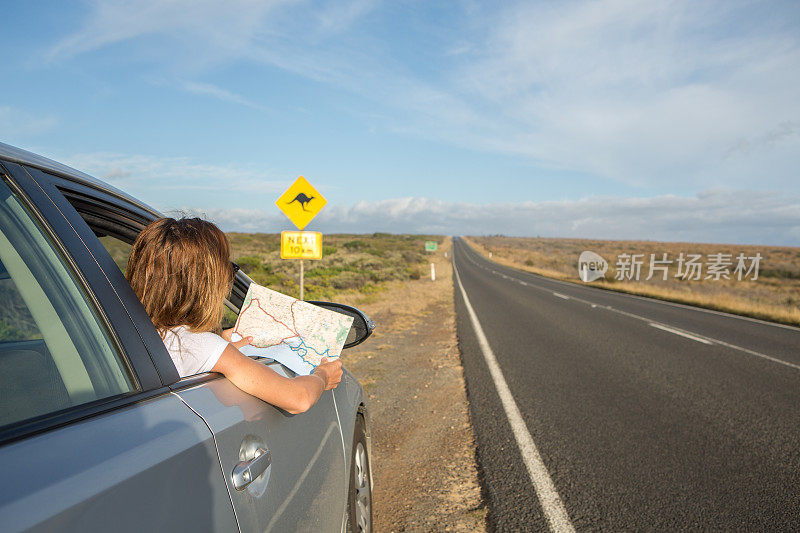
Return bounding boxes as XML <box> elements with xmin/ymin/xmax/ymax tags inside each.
<box><xmin>343</xmin><ymin>237</ymin><xmax>487</xmax><ymax>531</ymax></box>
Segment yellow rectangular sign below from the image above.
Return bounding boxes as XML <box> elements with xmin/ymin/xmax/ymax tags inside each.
<box><xmin>281</xmin><ymin>231</ymin><xmax>323</xmax><ymax>260</ymax></box>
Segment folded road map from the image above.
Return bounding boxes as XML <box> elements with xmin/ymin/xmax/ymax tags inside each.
<box><xmin>232</xmin><ymin>283</ymin><xmax>354</xmax><ymax>375</ymax></box>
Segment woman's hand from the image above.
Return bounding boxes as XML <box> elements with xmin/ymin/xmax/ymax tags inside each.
<box><xmin>221</xmin><ymin>328</ymin><xmax>253</xmax><ymax>349</ymax></box>
<box><xmin>312</xmin><ymin>357</ymin><xmax>343</xmax><ymax>390</ymax></box>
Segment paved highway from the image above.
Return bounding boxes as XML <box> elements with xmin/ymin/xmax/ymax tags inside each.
<box><xmin>452</xmin><ymin>238</ymin><xmax>800</xmax><ymax>531</ymax></box>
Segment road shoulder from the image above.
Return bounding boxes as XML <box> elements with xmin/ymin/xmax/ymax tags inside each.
<box><xmin>344</xmin><ymin>238</ymin><xmax>487</xmax><ymax>531</ymax></box>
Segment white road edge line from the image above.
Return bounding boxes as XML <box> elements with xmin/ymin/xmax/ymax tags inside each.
<box><xmin>553</xmin><ymin>292</ymin><xmax>570</xmax><ymax>300</ymax></box>
<box><xmin>649</xmin><ymin>323</ymin><xmax>713</xmax><ymax>345</ymax></box>
<box><xmin>454</xmin><ymin>263</ymin><xmax>575</xmax><ymax>533</ymax></box>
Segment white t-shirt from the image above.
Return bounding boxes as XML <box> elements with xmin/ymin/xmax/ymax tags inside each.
<box><xmin>163</xmin><ymin>326</ymin><xmax>229</xmax><ymax>377</ymax></box>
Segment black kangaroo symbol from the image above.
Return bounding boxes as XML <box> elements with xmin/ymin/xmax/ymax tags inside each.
<box><xmin>287</xmin><ymin>193</ymin><xmax>315</xmax><ymax>212</ymax></box>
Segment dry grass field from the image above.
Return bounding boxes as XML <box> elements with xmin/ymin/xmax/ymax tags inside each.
<box><xmin>465</xmin><ymin>236</ymin><xmax>800</xmax><ymax>327</ymax></box>
<box><xmin>227</xmin><ymin>232</ymin><xmax>443</xmax><ymax>302</ymax></box>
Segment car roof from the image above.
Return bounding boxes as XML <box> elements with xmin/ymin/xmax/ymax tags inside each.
<box><xmin>0</xmin><ymin>141</ymin><xmax>160</xmax><ymax>216</ymax></box>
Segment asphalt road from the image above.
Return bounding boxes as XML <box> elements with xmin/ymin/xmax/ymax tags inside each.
<box><xmin>452</xmin><ymin>238</ymin><xmax>800</xmax><ymax>531</ymax></box>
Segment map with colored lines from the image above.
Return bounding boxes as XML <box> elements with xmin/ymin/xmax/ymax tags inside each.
<box><xmin>233</xmin><ymin>283</ymin><xmax>354</xmax><ymax>375</ymax></box>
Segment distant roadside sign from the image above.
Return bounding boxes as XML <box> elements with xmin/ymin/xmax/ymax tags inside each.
<box><xmin>281</xmin><ymin>231</ymin><xmax>323</xmax><ymax>260</ymax></box>
<box><xmin>276</xmin><ymin>176</ymin><xmax>327</xmax><ymax>230</ymax></box>
<box><xmin>425</xmin><ymin>241</ymin><xmax>438</xmax><ymax>252</ymax></box>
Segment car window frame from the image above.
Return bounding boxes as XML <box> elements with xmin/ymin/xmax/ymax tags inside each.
<box><xmin>24</xmin><ymin>166</ymin><xmax>182</xmax><ymax>383</ymax></box>
<box><xmin>6</xmin><ymin>157</ymin><xmax>262</xmax><ymax>384</ymax></box>
<box><xmin>41</xmin><ymin>168</ymin><xmax>251</xmax><ymax>392</ymax></box>
<box><xmin>51</xmin><ymin>173</ymin><xmax>265</xmax><ymax>380</ymax></box>
<box><xmin>51</xmin><ymin>175</ymin><xmax>215</xmax><ymax>385</ymax></box>
<box><xmin>0</xmin><ymin>161</ymin><xmax>172</xmax><ymax>446</ymax></box>
<box><xmin>34</xmin><ymin>163</ymin><xmax>261</xmax><ymax>375</ymax></box>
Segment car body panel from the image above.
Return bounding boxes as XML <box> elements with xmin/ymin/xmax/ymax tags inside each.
<box><xmin>173</xmin><ymin>362</ymin><xmax>348</xmax><ymax>532</ymax></box>
<box><xmin>334</xmin><ymin>367</ymin><xmax>363</xmax><ymax>471</ymax></box>
<box><xmin>0</xmin><ymin>393</ymin><xmax>238</xmax><ymax>532</ymax></box>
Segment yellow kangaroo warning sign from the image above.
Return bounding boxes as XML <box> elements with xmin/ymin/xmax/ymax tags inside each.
<box><xmin>276</xmin><ymin>176</ymin><xmax>327</xmax><ymax>230</ymax></box>
<box><xmin>281</xmin><ymin>231</ymin><xmax>323</xmax><ymax>260</ymax></box>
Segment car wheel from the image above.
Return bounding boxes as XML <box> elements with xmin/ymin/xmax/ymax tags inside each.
<box><xmin>347</xmin><ymin>415</ymin><xmax>372</xmax><ymax>533</ymax></box>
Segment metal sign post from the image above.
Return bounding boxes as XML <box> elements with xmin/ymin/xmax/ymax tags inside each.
<box><xmin>300</xmin><ymin>259</ymin><xmax>304</xmax><ymax>300</ymax></box>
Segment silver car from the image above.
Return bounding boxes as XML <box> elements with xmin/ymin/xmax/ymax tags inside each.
<box><xmin>0</xmin><ymin>142</ymin><xmax>374</xmax><ymax>532</ymax></box>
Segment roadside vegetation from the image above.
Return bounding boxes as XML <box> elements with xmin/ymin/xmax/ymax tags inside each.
<box><xmin>227</xmin><ymin>232</ymin><xmax>443</xmax><ymax>302</ymax></box>
<box><xmin>465</xmin><ymin>236</ymin><xmax>800</xmax><ymax>327</ymax></box>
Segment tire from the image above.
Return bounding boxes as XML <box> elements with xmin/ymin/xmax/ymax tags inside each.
<box><xmin>346</xmin><ymin>415</ymin><xmax>372</xmax><ymax>533</ymax></box>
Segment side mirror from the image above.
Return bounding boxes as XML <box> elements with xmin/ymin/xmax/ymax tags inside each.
<box><xmin>307</xmin><ymin>301</ymin><xmax>376</xmax><ymax>349</ymax></box>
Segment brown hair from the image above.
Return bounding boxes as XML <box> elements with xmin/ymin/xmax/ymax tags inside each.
<box><xmin>126</xmin><ymin>217</ymin><xmax>233</xmax><ymax>336</ymax></box>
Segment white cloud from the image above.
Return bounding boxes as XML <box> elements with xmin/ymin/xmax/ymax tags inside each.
<box><xmin>315</xmin><ymin>0</ymin><xmax>376</xmax><ymax>33</ymax></box>
<box><xmin>45</xmin><ymin>0</ymin><xmax>289</xmax><ymax>67</ymax></box>
<box><xmin>179</xmin><ymin>190</ymin><xmax>800</xmax><ymax>246</ymax></box>
<box><xmin>178</xmin><ymin>81</ymin><xmax>267</xmax><ymax>110</ymax></box>
<box><xmin>43</xmin><ymin>0</ymin><xmax>800</xmax><ymax>194</ymax></box>
<box><xmin>725</xmin><ymin>121</ymin><xmax>800</xmax><ymax>157</ymax></box>
<box><xmin>62</xmin><ymin>151</ymin><xmax>285</xmax><ymax>195</ymax></box>
<box><xmin>0</xmin><ymin>106</ymin><xmax>58</xmax><ymax>138</ymax></box>
<box><xmin>46</xmin><ymin>0</ymin><xmax>375</xmax><ymax>68</ymax></box>
<box><xmin>437</xmin><ymin>0</ymin><xmax>800</xmax><ymax>188</ymax></box>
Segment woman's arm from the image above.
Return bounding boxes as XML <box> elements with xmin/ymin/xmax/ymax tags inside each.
<box><xmin>212</xmin><ymin>343</ymin><xmax>343</xmax><ymax>414</ymax></box>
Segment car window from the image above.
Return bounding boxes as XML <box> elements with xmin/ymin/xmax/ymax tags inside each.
<box><xmin>58</xmin><ymin>195</ymin><xmax>243</xmax><ymax>337</ymax></box>
<box><xmin>0</xmin><ymin>263</ymin><xmax>40</xmax><ymax>342</ymax></box>
<box><xmin>221</xmin><ymin>306</ymin><xmax>238</xmax><ymax>330</ymax></box>
<box><xmin>86</xmin><ymin>220</ymin><xmax>240</xmax><ymax>327</ymax></box>
<box><xmin>98</xmin><ymin>235</ymin><xmax>132</xmax><ymax>272</ymax></box>
<box><xmin>0</xmin><ymin>177</ymin><xmax>136</xmax><ymax>429</ymax></box>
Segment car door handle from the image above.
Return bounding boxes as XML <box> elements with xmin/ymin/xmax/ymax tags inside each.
<box><xmin>232</xmin><ymin>448</ymin><xmax>272</xmax><ymax>490</ymax></box>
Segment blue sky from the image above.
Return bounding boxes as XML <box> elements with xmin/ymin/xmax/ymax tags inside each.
<box><xmin>2</xmin><ymin>0</ymin><xmax>799</xmax><ymax>244</ymax></box>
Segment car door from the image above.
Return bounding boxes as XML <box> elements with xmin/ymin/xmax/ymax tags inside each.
<box><xmin>0</xmin><ymin>163</ymin><xmax>238</xmax><ymax>532</ymax></box>
<box><xmin>39</xmin><ymin>163</ymin><xmax>350</xmax><ymax>532</ymax></box>
<box><xmin>173</xmin><ymin>369</ymin><xmax>348</xmax><ymax>532</ymax></box>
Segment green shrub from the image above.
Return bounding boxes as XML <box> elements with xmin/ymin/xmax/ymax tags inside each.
<box><xmin>343</xmin><ymin>240</ymin><xmax>368</xmax><ymax>250</ymax></box>
<box><xmin>0</xmin><ymin>319</ymin><xmax>31</xmax><ymax>342</ymax></box>
<box><xmin>306</xmin><ymin>265</ymin><xmax>346</xmax><ymax>280</ymax></box>
<box><xmin>248</xmin><ymin>271</ymin><xmax>283</xmax><ymax>287</ymax></box>
<box><xmin>237</xmin><ymin>255</ymin><xmax>263</xmax><ymax>274</ymax></box>
<box><xmin>402</xmin><ymin>251</ymin><xmax>423</xmax><ymax>263</ymax></box>
<box><xmin>332</xmin><ymin>271</ymin><xmax>370</xmax><ymax>290</ymax></box>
